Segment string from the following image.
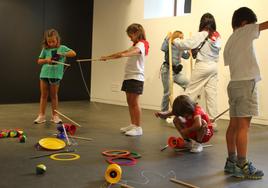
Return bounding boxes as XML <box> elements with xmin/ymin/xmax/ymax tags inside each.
<box><xmin>77</xmin><ymin>62</ymin><xmax>91</xmax><ymax>99</ymax></box>
<box><xmin>118</xmin><ymin>170</ymin><xmax>177</xmax><ymax>187</ymax></box>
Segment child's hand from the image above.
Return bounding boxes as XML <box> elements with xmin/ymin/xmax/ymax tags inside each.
<box><xmin>178</xmin><ymin>116</ymin><xmax>186</xmax><ymax>123</ymax></box>
<box><xmin>155</xmin><ymin>111</ymin><xmax>170</xmax><ymax>119</ymax></box>
<box><xmin>167</xmin><ymin>32</ymin><xmax>172</xmax><ymax>39</ymax></box>
<box><xmin>100</xmin><ymin>56</ymin><xmax>108</xmax><ymax>61</ymax></box>
<box><xmin>45</xmin><ymin>58</ymin><xmax>52</xmax><ymax>64</ymax></box>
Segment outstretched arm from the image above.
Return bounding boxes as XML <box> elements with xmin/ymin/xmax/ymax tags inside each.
<box><xmin>259</xmin><ymin>21</ymin><xmax>268</xmax><ymax>31</ymax></box>
<box><xmin>101</xmin><ymin>47</ymin><xmax>141</xmax><ymax>61</ymax></box>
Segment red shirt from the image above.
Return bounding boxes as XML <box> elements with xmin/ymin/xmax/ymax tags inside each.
<box><xmin>185</xmin><ymin>105</ymin><xmax>213</xmax><ymax>143</ymax></box>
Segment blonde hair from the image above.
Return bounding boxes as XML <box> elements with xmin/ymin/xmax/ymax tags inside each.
<box><xmin>172</xmin><ymin>31</ymin><xmax>183</xmax><ymax>40</ymax></box>
<box><xmin>42</xmin><ymin>28</ymin><xmax>61</xmax><ymax>48</ymax></box>
<box><xmin>126</xmin><ymin>23</ymin><xmax>146</xmax><ymax>41</ymax></box>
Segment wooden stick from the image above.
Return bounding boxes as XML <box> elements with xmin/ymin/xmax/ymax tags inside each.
<box><xmin>211</xmin><ymin>108</ymin><xmax>229</xmax><ymax>123</ymax></box>
<box><xmin>170</xmin><ymin>178</ymin><xmax>200</xmax><ymax>188</ymax></box>
<box><xmin>168</xmin><ymin>33</ymin><xmax>174</xmax><ymax>108</ymax></box>
<box><xmin>76</xmin><ymin>58</ymin><xmax>101</xmax><ymax>62</ymax></box>
<box><xmin>30</xmin><ymin>149</ymin><xmax>75</xmax><ymax>159</ymax></box>
<box><xmin>51</xmin><ymin>60</ymin><xmax>71</xmax><ymax>66</ymax></box>
<box><xmin>54</xmin><ymin>110</ymin><xmax>82</xmax><ymax>127</ymax></box>
<box><xmin>53</xmin><ymin>134</ymin><xmax>93</xmax><ymax>141</ymax></box>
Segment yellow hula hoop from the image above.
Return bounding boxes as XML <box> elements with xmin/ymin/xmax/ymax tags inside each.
<box><xmin>50</xmin><ymin>153</ymin><xmax>80</xmax><ymax>161</ymax></box>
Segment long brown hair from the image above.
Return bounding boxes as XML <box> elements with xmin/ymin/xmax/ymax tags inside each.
<box><xmin>126</xmin><ymin>23</ymin><xmax>146</xmax><ymax>41</ymax></box>
<box><xmin>42</xmin><ymin>28</ymin><xmax>61</xmax><ymax>48</ymax></box>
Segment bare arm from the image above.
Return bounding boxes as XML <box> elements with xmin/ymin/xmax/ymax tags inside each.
<box><xmin>259</xmin><ymin>21</ymin><xmax>268</xmax><ymax>31</ymax></box>
<box><xmin>100</xmin><ymin>49</ymin><xmax>129</xmax><ymax>60</ymax></box>
<box><xmin>182</xmin><ymin>115</ymin><xmax>202</xmax><ymax>135</ymax></box>
<box><xmin>37</xmin><ymin>58</ymin><xmax>51</xmax><ymax>65</ymax></box>
<box><xmin>155</xmin><ymin>111</ymin><xmax>173</xmax><ymax>119</ymax></box>
<box><xmin>101</xmin><ymin>47</ymin><xmax>141</xmax><ymax>61</ymax></box>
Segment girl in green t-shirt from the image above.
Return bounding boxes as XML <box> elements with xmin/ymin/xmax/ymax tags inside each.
<box><xmin>34</xmin><ymin>29</ymin><xmax>76</xmax><ymax>124</ymax></box>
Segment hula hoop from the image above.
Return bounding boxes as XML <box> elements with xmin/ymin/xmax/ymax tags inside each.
<box><xmin>102</xmin><ymin>150</ymin><xmax>130</xmax><ymax>157</ymax></box>
<box><xmin>106</xmin><ymin>157</ymin><xmax>137</xmax><ymax>166</ymax></box>
<box><xmin>50</xmin><ymin>153</ymin><xmax>80</xmax><ymax>161</ymax></box>
<box><xmin>129</xmin><ymin>151</ymin><xmax>142</xmax><ymax>159</ymax></box>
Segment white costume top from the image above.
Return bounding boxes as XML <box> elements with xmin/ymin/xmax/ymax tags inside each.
<box><xmin>173</xmin><ymin>31</ymin><xmax>221</xmax><ymax>62</ymax></box>
<box><xmin>124</xmin><ymin>41</ymin><xmax>146</xmax><ymax>81</ymax></box>
<box><xmin>224</xmin><ymin>24</ymin><xmax>260</xmax><ymax>82</ymax></box>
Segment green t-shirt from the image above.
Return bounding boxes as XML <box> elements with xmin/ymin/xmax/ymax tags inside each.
<box><xmin>39</xmin><ymin>45</ymin><xmax>72</xmax><ymax>79</ymax></box>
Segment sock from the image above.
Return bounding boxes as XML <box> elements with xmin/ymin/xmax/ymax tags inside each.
<box><xmin>228</xmin><ymin>152</ymin><xmax>237</xmax><ymax>163</ymax></box>
<box><xmin>237</xmin><ymin>156</ymin><xmax>247</xmax><ymax>167</ymax></box>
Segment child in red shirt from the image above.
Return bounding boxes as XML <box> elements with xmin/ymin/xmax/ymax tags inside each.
<box><xmin>155</xmin><ymin>95</ymin><xmax>213</xmax><ymax>152</ymax></box>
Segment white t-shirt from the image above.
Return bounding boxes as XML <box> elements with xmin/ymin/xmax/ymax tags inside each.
<box><xmin>124</xmin><ymin>41</ymin><xmax>145</xmax><ymax>81</ymax></box>
<box><xmin>224</xmin><ymin>24</ymin><xmax>260</xmax><ymax>82</ymax></box>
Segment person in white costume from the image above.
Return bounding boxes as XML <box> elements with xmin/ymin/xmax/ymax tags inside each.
<box><xmin>173</xmin><ymin>13</ymin><xmax>221</xmax><ymax>129</ymax></box>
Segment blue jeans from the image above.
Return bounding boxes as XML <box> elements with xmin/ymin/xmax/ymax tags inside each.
<box><xmin>161</xmin><ymin>64</ymin><xmax>189</xmax><ymax>111</ymax></box>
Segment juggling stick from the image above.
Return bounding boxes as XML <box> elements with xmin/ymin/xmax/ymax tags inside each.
<box><xmin>211</xmin><ymin>108</ymin><xmax>229</xmax><ymax>123</ymax></box>
<box><xmin>51</xmin><ymin>60</ymin><xmax>71</xmax><ymax>66</ymax></box>
<box><xmin>160</xmin><ymin>144</ymin><xmax>169</xmax><ymax>151</ymax></box>
<box><xmin>69</xmin><ymin>135</ymin><xmax>93</xmax><ymax>141</ymax></box>
<box><xmin>174</xmin><ymin>144</ymin><xmax>212</xmax><ymax>152</ymax></box>
<box><xmin>29</xmin><ymin>148</ymin><xmax>75</xmax><ymax>159</ymax></box>
<box><xmin>170</xmin><ymin>178</ymin><xmax>200</xmax><ymax>188</ymax></box>
<box><xmin>62</xmin><ymin>124</ymin><xmax>71</xmax><ymax>146</ymax></box>
<box><xmin>76</xmin><ymin>58</ymin><xmax>101</xmax><ymax>62</ymax></box>
<box><xmin>53</xmin><ymin>133</ymin><xmax>93</xmax><ymax>141</ymax></box>
<box><xmin>54</xmin><ymin>110</ymin><xmax>82</xmax><ymax>127</ymax></box>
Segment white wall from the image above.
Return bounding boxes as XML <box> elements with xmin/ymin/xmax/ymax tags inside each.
<box><xmin>91</xmin><ymin>0</ymin><xmax>268</xmax><ymax>125</ymax></box>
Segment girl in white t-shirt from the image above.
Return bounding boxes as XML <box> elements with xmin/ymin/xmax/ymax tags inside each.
<box><xmin>101</xmin><ymin>23</ymin><xmax>149</xmax><ymax>136</ymax></box>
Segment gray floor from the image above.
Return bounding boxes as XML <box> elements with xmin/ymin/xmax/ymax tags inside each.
<box><xmin>0</xmin><ymin>101</ymin><xmax>267</xmax><ymax>188</ymax></box>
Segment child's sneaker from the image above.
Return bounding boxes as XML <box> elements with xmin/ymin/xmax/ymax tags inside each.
<box><xmin>34</xmin><ymin>115</ymin><xmax>46</xmax><ymax>124</ymax></box>
<box><xmin>184</xmin><ymin>139</ymin><xmax>193</xmax><ymax>149</ymax></box>
<box><xmin>224</xmin><ymin>159</ymin><xmax>236</xmax><ymax>174</ymax></box>
<box><xmin>233</xmin><ymin>161</ymin><xmax>264</xmax><ymax>179</ymax></box>
<box><xmin>50</xmin><ymin>115</ymin><xmax>62</xmax><ymax>124</ymax></box>
<box><xmin>190</xmin><ymin>142</ymin><xmax>203</xmax><ymax>153</ymax></box>
<box><xmin>120</xmin><ymin>124</ymin><xmax>136</xmax><ymax>133</ymax></box>
<box><xmin>125</xmin><ymin>126</ymin><xmax>143</xmax><ymax>136</ymax></box>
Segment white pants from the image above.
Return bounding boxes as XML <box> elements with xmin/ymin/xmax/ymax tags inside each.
<box><xmin>183</xmin><ymin>61</ymin><xmax>218</xmax><ymax>119</ymax></box>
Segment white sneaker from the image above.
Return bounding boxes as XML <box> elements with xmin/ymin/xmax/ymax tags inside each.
<box><xmin>120</xmin><ymin>124</ymin><xmax>136</xmax><ymax>133</ymax></box>
<box><xmin>125</xmin><ymin>126</ymin><xmax>143</xmax><ymax>136</ymax></box>
<box><xmin>190</xmin><ymin>142</ymin><xmax>203</xmax><ymax>153</ymax></box>
<box><xmin>50</xmin><ymin>115</ymin><xmax>62</xmax><ymax>124</ymax></box>
<box><xmin>34</xmin><ymin>115</ymin><xmax>46</xmax><ymax>124</ymax></box>
<box><xmin>166</xmin><ymin>117</ymin><xmax>174</xmax><ymax>124</ymax></box>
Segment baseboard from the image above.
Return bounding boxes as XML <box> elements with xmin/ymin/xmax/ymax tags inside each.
<box><xmin>91</xmin><ymin>98</ymin><xmax>268</xmax><ymax>126</ymax></box>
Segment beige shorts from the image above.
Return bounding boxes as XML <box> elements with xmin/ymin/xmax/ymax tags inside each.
<box><xmin>227</xmin><ymin>80</ymin><xmax>258</xmax><ymax>117</ymax></box>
